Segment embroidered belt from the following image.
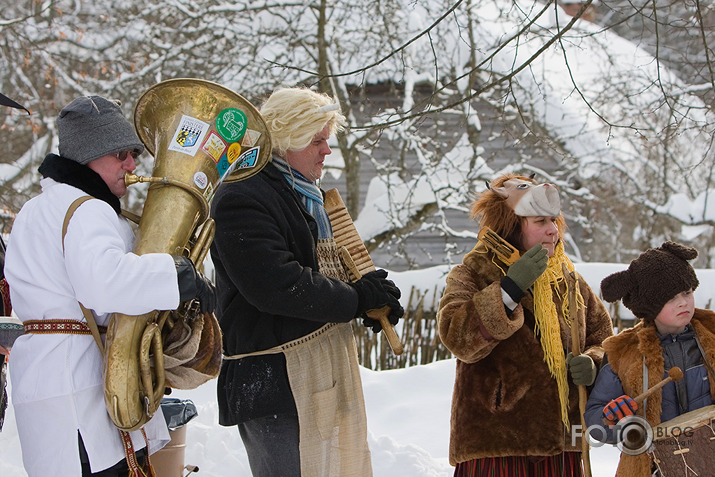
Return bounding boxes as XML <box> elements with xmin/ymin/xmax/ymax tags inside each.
<box><xmin>23</xmin><ymin>319</ymin><xmax>107</xmax><ymax>335</ymax></box>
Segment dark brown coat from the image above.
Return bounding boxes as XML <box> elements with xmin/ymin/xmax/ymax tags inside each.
<box><xmin>437</xmin><ymin>243</ymin><xmax>613</xmax><ymax>465</ymax></box>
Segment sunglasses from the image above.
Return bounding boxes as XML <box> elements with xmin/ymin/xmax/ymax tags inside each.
<box><xmin>114</xmin><ymin>150</ymin><xmax>140</xmax><ymax>161</ymax></box>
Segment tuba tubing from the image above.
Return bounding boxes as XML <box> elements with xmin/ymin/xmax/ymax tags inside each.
<box><xmin>105</xmin><ymin>309</ymin><xmax>162</xmax><ymax>431</ymax></box>
<box><xmin>103</xmin><ymin>78</ymin><xmax>272</xmax><ymax>431</ymax></box>
<box><xmin>124</xmin><ymin>173</ymin><xmax>210</xmax><ymax>221</ymax></box>
<box><xmin>139</xmin><ymin>322</ymin><xmax>165</xmax><ymax>413</ymax></box>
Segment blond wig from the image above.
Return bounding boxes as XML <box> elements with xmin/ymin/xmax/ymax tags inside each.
<box><xmin>259</xmin><ymin>87</ymin><xmax>346</xmax><ymax>157</ymax></box>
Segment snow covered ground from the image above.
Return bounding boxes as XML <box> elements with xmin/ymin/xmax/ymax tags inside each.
<box><xmin>3</xmin><ymin>262</ymin><xmax>712</xmax><ymax>476</ymax></box>
<box><xmin>0</xmin><ymin>358</ymin><xmax>621</xmax><ymax>476</ymax></box>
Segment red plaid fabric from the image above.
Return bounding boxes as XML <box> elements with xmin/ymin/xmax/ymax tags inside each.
<box><xmin>454</xmin><ymin>452</ymin><xmax>583</xmax><ymax>477</ymax></box>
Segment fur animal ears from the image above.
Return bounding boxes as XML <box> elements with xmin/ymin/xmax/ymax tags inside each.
<box><xmin>600</xmin><ymin>270</ymin><xmax>631</xmax><ymax>303</ymax></box>
<box><xmin>600</xmin><ymin>241</ymin><xmax>698</xmax><ymax>304</ymax></box>
<box><xmin>485</xmin><ymin>173</ymin><xmax>535</xmax><ymax>190</ymax></box>
<box><xmin>661</xmin><ymin>241</ymin><xmax>698</xmax><ymax>261</ymax></box>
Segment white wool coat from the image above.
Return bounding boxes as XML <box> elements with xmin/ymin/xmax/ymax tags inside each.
<box><xmin>5</xmin><ymin>178</ymin><xmax>179</xmax><ymax>476</ymax></box>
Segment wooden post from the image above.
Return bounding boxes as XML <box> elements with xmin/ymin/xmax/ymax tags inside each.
<box><xmin>562</xmin><ymin>263</ymin><xmax>592</xmax><ymax>477</ymax></box>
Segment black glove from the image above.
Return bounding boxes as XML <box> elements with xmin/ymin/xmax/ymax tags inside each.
<box><xmin>362</xmin><ymin>310</ymin><xmax>403</xmax><ymax>333</ymax></box>
<box><xmin>566</xmin><ymin>352</ymin><xmax>597</xmax><ymax>386</ymax></box>
<box><xmin>506</xmin><ymin>245</ymin><xmax>548</xmax><ymax>292</ymax></box>
<box><xmin>361</xmin><ymin>273</ymin><xmax>404</xmax><ymax>332</ymax></box>
<box><xmin>350</xmin><ymin>269</ymin><xmax>403</xmax><ymax>324</ymax></box>
<box><xmin>358</xmin><ymin>272</ymin><xmax>404</xmax><ymax>333</ymax></box>
<box><xmin>173</xmin><ymin>255</ymin><xmax>217</xmax><ymax>314</ymax></box>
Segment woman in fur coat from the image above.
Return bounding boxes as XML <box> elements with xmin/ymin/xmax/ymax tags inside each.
<box><xmin>438</xmin><ymin>173</ymin><xmax>613</xmax><ymax>476</ymax></box>
<box><xmin>584</xmin><ymin>241</ymin><xmax>715</xmax><ymax>476</ymax></box>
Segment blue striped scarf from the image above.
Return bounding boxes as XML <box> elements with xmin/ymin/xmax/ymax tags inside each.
<box><xmin>273</xmin><ymin>157</ymin><xmax>332</xmax><ymax>239</ymax></box>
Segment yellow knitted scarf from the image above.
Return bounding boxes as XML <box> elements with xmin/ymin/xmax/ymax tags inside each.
<box><xmin>532</xmin><ymin>242</ymin><xmax>583</xmax><ymax>428</ymax></box>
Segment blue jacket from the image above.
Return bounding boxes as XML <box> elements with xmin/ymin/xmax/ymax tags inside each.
<box><xmin>585</xmin><ymin>309</ymin><xmax>715</xmax><ymax>445</ymax></box>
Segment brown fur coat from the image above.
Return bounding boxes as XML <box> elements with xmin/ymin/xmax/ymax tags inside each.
<box><xmin>603</xmin><ymin>309</ymin><xmax>715</xmax><ymax>476</ymax></box>
<box><xmin>437</xmin><ymin>244</ymin><xmax>613</xmax><ymax>465</ymax></box>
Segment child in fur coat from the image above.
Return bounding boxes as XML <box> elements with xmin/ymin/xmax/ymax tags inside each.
<box><xmin>584</xmin><ymin>241</ymin><xmax>715</xmax><ymax>477</ymax></box>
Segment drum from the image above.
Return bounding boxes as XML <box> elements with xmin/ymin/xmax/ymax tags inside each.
<box><xmin>650</xmin><ymin>404</ymin><xmax>715</xmax><ymax>475</ymax></box>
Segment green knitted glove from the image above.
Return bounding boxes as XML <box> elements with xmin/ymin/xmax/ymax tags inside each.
<box><xmin>566</xmin><ymin>352</ymin><xmax>597</xmax><ymax>386</ymax></box>
<box><xmin>506</xmin><ymin>245</ymin><xmax>548</xmax><ymax>291</ymax></box>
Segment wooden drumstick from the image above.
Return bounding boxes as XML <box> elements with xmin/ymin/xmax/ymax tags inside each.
<box><xmin>633</xmin><ymin>367</ymin><xmax>684</xmax><ymax>406</ymax></box>
<box><xmin>562</xmin><ymin>263</ymin><xmax>592</xmax><ymax>477</ymax></box>
<box><xmin>603</xmin><ymin>367</ymin><xmax>684</xmax><ymax>426</ymax></box>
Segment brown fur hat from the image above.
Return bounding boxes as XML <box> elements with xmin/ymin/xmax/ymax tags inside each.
<box><xmin>600</xmin><ymin>241</ymin><xmax>699</xmax><ymax>322</ymax></box>
<box><xmin>470</xmin><ymin>173</ymin><xmax>566</xmax><ymax>252</ymax></box>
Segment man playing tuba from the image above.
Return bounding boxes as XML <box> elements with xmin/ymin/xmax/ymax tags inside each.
<box><xmin>4</xmin><ymin>95</ymin><xmax>215</xmax><ymax>476</ymax></box>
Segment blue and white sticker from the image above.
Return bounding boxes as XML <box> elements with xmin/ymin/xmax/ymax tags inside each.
<box><xmin>218</xmin><ymin>146</ymin><xmax>261</xmax><ymax>182</ymax></box>
<box><xmin>234</xmin><ymin>146</ymin><xmax>260</xmax><ymax>170</ymax></box>
<box><xmin>169</xmin><ymin>115</ymin><xmax>210</xmax><ymax>157</ymax></box>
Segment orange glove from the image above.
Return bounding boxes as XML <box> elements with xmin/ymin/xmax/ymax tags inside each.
<box><xmin>603</xmin><ymin>395</ymin><xmax>638</xmax><ymax>424</ymax></box>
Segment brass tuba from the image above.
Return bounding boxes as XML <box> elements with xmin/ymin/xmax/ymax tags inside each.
<box><xmin>104</xmin><ymin>79</ymin><xmax>271</xmax><ymax>431</ymax></box>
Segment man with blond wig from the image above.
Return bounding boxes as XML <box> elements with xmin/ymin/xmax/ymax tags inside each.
<box><xmin>210</xmin><ymin>87</ymin><xmax>404</xmax><ymax>476</ymax></box>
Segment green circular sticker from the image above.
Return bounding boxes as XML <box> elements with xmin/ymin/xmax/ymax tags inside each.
<box><xmin>215</xmin><ymin>108</ymin><xmax>248</xmax><ymax>143</ymax></box>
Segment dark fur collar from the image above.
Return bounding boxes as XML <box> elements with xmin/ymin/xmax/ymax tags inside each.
<box><xmin>38</xmin><ymin>154</ymin><xmax>121</xmax><ymax>214</ymax></box>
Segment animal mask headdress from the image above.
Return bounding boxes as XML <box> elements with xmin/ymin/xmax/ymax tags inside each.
<box><xmin>471</xmin><ymin>173</ymin><xmax>566</xmax><ymax>249</ymax></box>
<box><xmin>496</xmin><ymin>177</ymin><xmax>561</xmax><ymax>216</ymax></box>
<box><xmin>601</xmin><ymin>241</ymin><xmax>699</xmax><ymax>323</ymax></box>
<box><xmin>473</xmin><ymin>173</ymin><xmax>576</xmax><ymax>428</ymax></box>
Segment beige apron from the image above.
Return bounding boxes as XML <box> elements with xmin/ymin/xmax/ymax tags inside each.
<box><xmin>225</xmin><ymin>238</ymin><xmax>372</xmax><ymax>477</ymax></box>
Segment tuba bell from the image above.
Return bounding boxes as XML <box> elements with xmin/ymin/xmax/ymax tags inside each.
<box><xmin>104</xmin><ymin>78</ymin><xmax>271</xmax><ymax>431</ymax></box>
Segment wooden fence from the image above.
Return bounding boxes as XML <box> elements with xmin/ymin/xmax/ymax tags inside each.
<box><xmin>353</xmin><ymin>285</ymin><xmax>452</xmax><ymax>370</ymax></box>
<box><xmin>354</xmin><ymin>286</ymin><xmax>714</xmax><ymax>371</ymax></box>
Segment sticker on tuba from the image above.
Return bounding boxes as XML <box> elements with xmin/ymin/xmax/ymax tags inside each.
<box><xmin>169</xmin><ymin>115</ymin><xmax>210</xmax><ymax>157</ymax></box>
<box><xmin>217</xmin><ymin>146</ymin><xmax>261</xmax><ymax>182</ymax></box>
<box><xmin>226</xmin><ymin>142</ymin><xmax>242</xmax><ymax>163</ymax></box>
<box><xmin>193</xmin><ymin>171</ymin><xmax>209</xmax><ymax>190</ymax></box>
<box><xmin>200</xmin><ymin>131</ymin><xmax>228</xmax><ymax>163</ymax></box>
<box><xmin>216</xmin><ymin>108</ymin><xmax>247</xmax><ymax>143</ymax></box>
<box><xmin>234</xmin><ymin>146</ymin><xmax>260</xmax><ymax>171</ymax></box>
<box><xmin>241</xmin><ymin>129</ymin><xmax>262</xmax><ymax>147</ymax></box>
<box><xmin>203</xmin><ymin>182</ymin><xmax>214</xmax><ymax>201</ymax></box>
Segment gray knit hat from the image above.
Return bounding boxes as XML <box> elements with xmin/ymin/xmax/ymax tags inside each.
<box><xmin>57</xmin><ymin>96</ymin><xmax>144</xmax><ymax>165</ymax></box>
<box><xmin>600</xmin><ymin>241</ymin><xmax>700</xmax><ymax>322</ymax></box>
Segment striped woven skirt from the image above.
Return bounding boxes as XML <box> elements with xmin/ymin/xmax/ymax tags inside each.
<box><xmin>454</xmin><ymin>452</ymin><xmax>583</xmax><ymax>477</ymax></box>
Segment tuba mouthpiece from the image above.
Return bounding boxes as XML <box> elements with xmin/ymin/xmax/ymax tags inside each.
<box><xmin>124</xmin><ymin>173</ymin><xmax>141</xmax><ymax>187</ymax></box>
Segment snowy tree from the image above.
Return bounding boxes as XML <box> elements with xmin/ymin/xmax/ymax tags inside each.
<box><xmin>597</xmin><ymin>0</ymin><xmax>714</xmax><ymax>109</ymax></box>
<box><xmin>1</xmin><ymin>0</ymin><xmax>714</xmax><ymax>267</ymax></box>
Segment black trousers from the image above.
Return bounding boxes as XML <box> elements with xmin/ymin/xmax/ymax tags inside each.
<box><xmin>238</xmin><ymin>413</ymin><xmax>301</xmax><ymax>477</ymax></box>
<box><xmin>78</xmin><ymin>432</ymin><xmax>148</xmax><ymax>477</ymax></box>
